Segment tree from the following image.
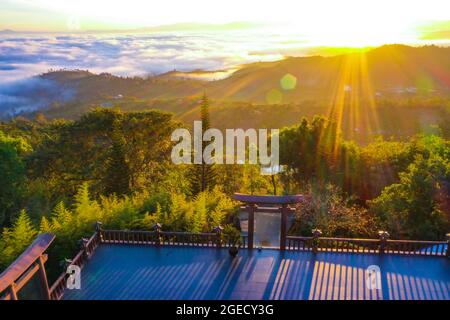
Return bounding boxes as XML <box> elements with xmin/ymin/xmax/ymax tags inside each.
<box><xmin>0</xmin><ymin>131</ymin><xmax>31</xmax><ymax>227</ymax></box>
<box><xmin>279</xmin><ymin>116</ymin><xmax>341</xmax><ymax>189</ymax></box>
<box><xmin>0</xmin><ymin>210</ymin><xmax>37</xmax><ymax>268</ymax></box>
<box><xmin>29</xmin><ymin>109</ymin><xmax>182</xmax><ymax>198</ymax></box>
<box><xmin>242</xmin><ymin>164</ymin><xmax>270</xmax><ymax>194</ymax></box>
<box><xmin>290</xmin><ymin>183</ymin><xmax>378</xmax><ymax>237</ymax></box>
<box><xmin>73</xmin><ymin>182</ymin><xmax>101</xmax><ymax>230</ymax></box>
<box><xmin>191</xmin><ymin>193</ymin><xmax>207</xmax><ymax>233</ymax></box>
<box><xmin>189</xmin><ymin>94</ymin><xmax>217</xmax><ymax>195</ymax></box>
<box><xmin>51</xmin><ymin>201</ymin><xmax>74</xmax><ymax>237</ymax></box>
<box><xmin>103</xmin><ymin>121</ymin><xmax>131</xmax><ymax>196</ymax></box>
<box><xmin>39</xmin><ymin>216</ymin><xmax>52</xmax><ymax>233</ymax></box>
<box><xmin>369</xmin><ymin>153</ymin><xmax>449</xmax><ymax>240</ymax></box>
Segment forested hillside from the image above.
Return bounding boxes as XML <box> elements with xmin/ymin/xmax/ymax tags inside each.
<box><xmin>3</xmin><ymin>45</ymin><xmax>448</xmax><ymax>144</ymax></box>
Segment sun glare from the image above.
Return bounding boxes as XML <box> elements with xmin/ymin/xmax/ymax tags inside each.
<box><xmin>2</xmin><ymin>0</ymin><xmax>449</xmax><ymax>47</ymax></box>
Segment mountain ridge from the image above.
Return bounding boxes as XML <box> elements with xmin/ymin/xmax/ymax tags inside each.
<box><xmin>33</xmin><ymin>44</ymin><xmax>450</xmax><ymax>105</ymax></box>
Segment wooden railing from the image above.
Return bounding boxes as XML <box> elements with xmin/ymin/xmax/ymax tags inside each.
<box><xmin>101</xmin><ymin>229</ymin><xmax>247</xmax><ymax>249</ymax></box>
<box><xmin>49</xmin><ymin>231</ymin><xmax>101</xmax><ymax>300</ymax></box>
<box><xmin>0</xmin><ymin>233</ymin><xmax>55</xmax><ymax>300</ymax></box>
<box><xmin>286</xmin><ymin>234</ymin><xmax>449</xmax><ymax>257</ymax></box>
<box><xmin>383</xmin><ymin>239</ymin><xmax>448</xmax><ymax>256</ymax></box>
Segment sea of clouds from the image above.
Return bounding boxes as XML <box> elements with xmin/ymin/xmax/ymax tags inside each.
<box><xmin>1</xmin><ymin>31</ymin><xmax>307</xmax><ymax>116</ymax></box>
<box><xmin>0</xmin><ymin>30</ymin><xmax>325</xmax><ymax>118</ymax></box>
<box><xmin>0</xmin><ymin>31</ymin><xmax>311</xmax><ymax>81</ymax></box>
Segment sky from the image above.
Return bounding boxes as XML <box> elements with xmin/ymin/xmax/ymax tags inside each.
<box><xmin>0</xmin><ymin>0</ymin><xmax>449</xmax><ymax>44</ymax></box>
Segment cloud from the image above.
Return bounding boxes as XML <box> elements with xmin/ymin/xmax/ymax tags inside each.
<box><xmin>0</xmin><ymin>31</ymin><xmax>299</xmax><ymax>115</ymax></box>
<box><xmin>0</xmin><ymin>77</ymin><xmax>75</xmax><ymax>117</ymax></box>
<box><xmin>0</xmin><ymin>33</ymin><xmax>217</xmax><ymax>113</ymax></box>
<box><xmin>0</xmin><ymin>32</ymin><xmax>294</xmax><ymax>82</ymax></box>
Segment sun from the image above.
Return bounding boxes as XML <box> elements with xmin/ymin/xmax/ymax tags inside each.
<box><xmin>287</xmin><ymin>13</ymin><xmax>418</xmax><ymax>47</ymax></box>
<box><xmin>307</xmin><ymin>23</ymin><xmax>415</xmax><ymax>47</ymax></box>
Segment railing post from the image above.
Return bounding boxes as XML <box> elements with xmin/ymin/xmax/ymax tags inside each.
<box><xmin>246</xmin><ymin>204</ymin><xmax>256</xmax><ymax>250</ymax></box>
<box><xmin>153</xmin><ymin>223</ymin><xmax>162</xmax><ymax>245</ymax></box>
<box><xmin>63</xmin><ymin>258</ymin><xmax>72</xmax><ymax>270</ymax></box>
<box><xmin>213</xmin><ymin>226</ymin><xmax>223</xmax><ymax>248</ymax></box>
<box><xmin>38</xmin><ymin>255</ymin><xmax>51</xmax><ymax>300</ymax></box>
<box><xmin>9</xmin><ymin>283</ymin><xmax>18</xmax><ymax>300</ymax></box>
<box><xmin>279</xmin><ymin>205</ymin><xmax>289</xmax><ymax>251</ymax></box>
<box><xmin>95</xmin><ymin>221</ymin><xmax>103</xmax><ymax>242</ymax></box>
<box><xmin>79</xmin><ymin>237</ymin><xmax>89</xmax><ymax>258</ymax></box>
<box><xmin>446</xmin><ymin>233</ymin><xmax>450</xmax><ymax>258</ymax></box>
<box><xmin>378</xmin><ymin>231</ymin><xmax>390</xmax><ymax>255</ymax></box>
<box><xmin>312</xmin><ymin>229</ymin><xmax>322</xmax><ymax>253</ymax></box>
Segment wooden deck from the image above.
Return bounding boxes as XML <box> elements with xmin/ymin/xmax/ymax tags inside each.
<box><xmin>63</xmin><ymin>244</ymin><xmax>450</xmax><ymax>300</ymax></box>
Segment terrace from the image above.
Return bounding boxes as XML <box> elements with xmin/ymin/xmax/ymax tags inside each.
<box><xmin>1</xmin><ymin>194</ymin><xmax>449</xmax><ymax>300</ymax></box>
<box><xmin>62</xmin><ymin>244</ymin><xmax>449</xmax><ymax>300</ymax></box>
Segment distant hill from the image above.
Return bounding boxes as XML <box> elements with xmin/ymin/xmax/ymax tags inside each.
<box><xmin>207</xmin><ymin>44</ymin><xmax>450</xmax><ymax>102</ymax></box>
<box><xmin>35</xmin><ymin>45</ymin><xmax>450</xmax><ymax>104</ymax></box>
<box><xmin>2</xmin><ymin>45</ymin><xmax>450</xmax><ymax>143</ymax></box>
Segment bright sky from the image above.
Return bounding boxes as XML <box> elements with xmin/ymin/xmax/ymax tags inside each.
<box><xmin>1</xmin><ymin>0</ymin><xmax>449</xmax><ymax>45</ymax></box>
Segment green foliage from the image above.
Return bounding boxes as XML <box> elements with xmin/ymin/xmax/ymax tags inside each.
<box><xmin>140</xmin><ymin>187</ymin><xmax>235</xmax><ymax>233</ymax></box>
<box><xmin>99</xmin><ymin>194</ymin><xmax>143</xmax><ymax>229</ymax></box>
<box><xmin>369</xmin><ymin>146</ymin><xmax>450</xmax><ymax>239</ymax></box>
<box><xmin>28</xmin><ymin>108</ymin><xmax>181</xmax><ymax>200</ymax></box>
<box><xmin>279</xmin><ymin>116</ymin><xmax>340</xmax><ymax>186</ymax></box>
<box><xmin>191</xmin><ymin>193</ymin><xmax>207</xmax><ymax>233</ymax></box>
<box><xmin>279</xmin><ymin>117</ymin><xmax>450</xmax><ymax>203</ymax></box>
<box><xmin>0</xmin><ymin>210</ymin><xmax>37</xmax><ymax>269</ymax></box>
<box><xmin>0</xmin><ymin>130</ymin><xmax>31</xmax><ymax>226</ymax></box>
<box><xmin>222</xmin><ymin>225</ymin><xmax>242</xmax><ymax>247</ymax></box>
<box><xmin>73</xmin><ymin>182</ymin><xmax>101</xmax><ymax>231</ymax></box>
<box><xmin>103</xmin><ymin>121</ymin><xmax>131</xmax><ymax>196</ymax></box>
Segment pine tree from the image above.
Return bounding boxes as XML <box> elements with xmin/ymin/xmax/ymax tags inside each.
<box><xmin>189</xmin><ymin>94</ymin><xmax>217</xmax><ymax>195</ymax></box>
<box><xmin>74</xmin><ymin>182</ymin><xmax>101</xmax><ymax>229</ymax></box>
<box><xmin>104</xmin><ymin>121</ymin><xmax>131</xmax><ymax>196</ymax></box>
<box><xmin>39</xmin><ymin>216</ymin><xmax>52</xmax><ymax>233</ymax></box>
<box><xmin>192</xmin><ymin>193</ymin><xmax>207</xmax><ymax>233</ymax></box>
<box><xmin>51</xmin><ymin>201</ymin><xmax>73</xmax><ymax>235</ymax></box>
<box><xmin>0</xmin><ymin>209</ymin><xmax>37</xmax><ymax>267</ymax></box>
